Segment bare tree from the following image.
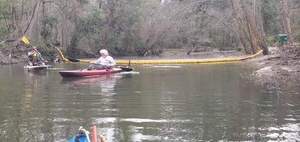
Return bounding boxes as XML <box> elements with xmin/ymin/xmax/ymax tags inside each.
<box><xmin>280</xmin><ymin>0</ymin><xmax>293</xmax><ymax>43</ymax></box>
<box><xmin>231</xmin><ymin>0</ymin><xmax>268</xmax><ymax>54</ymax></box>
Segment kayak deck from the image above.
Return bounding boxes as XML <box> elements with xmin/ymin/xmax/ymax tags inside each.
<box><xmin>59</xmin><ymin>68</ymin><xmax>123</xmax><ymax>78</ymax></box>
<box><xmin>24</xmin><ymin>65</ymin><xmax>51</xmax><ymax>71</ymax></box>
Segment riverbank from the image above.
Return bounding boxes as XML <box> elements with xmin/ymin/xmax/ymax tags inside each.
<box><xmin>249</xmin><ymin>46</ymin><xmax>300</xmax><ymax>88</ymax></box>
<box><xmin>0</xmin><ymin>46</ymin><xmax>28</xmax><ymax>65</ymax></box>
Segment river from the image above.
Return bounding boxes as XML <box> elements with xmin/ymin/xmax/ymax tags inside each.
<box><xmin>0</xmin><ymin>64</ymin><xmax>299</xmax><ymax>141</ymax></box>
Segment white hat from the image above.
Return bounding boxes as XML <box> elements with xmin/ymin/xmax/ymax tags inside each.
<box><xmin>99</xmin><ymin>49</ymin><xmax>109</xmax><ymax>56</ymax></box>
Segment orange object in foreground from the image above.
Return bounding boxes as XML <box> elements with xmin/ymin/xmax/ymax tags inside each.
<box><xmin>91</xmin><ymin>125</ymin><xmax>98</xmax><ymax>142</ymax></box>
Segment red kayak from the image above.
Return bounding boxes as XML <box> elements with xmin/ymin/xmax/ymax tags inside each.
<box><xmin>59</xmin><ymin>67</ymin><xmax>132</xmax><ymax>78</ymax></box>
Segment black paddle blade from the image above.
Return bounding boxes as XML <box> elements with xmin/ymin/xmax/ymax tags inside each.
<box><xmin>67</xmin><ymin>57</ymin><xmax>80</xmax><ymax>62</ymax></box>
<box><xmin>120</xmin><ymin>66</ymin><xmax>133</xmax><ymax>71</ymax></box>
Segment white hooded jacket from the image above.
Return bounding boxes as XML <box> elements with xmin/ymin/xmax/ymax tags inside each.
<box><xmin>95</xmin><ymin>56</ymin><xmax>116</xmax><ymax>67</ymax></box>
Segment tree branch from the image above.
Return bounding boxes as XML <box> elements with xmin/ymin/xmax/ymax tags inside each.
<box><xmin>23</xmin><ymin>1</ymin><xmax>41</xmax><ymax>35</ymax></box>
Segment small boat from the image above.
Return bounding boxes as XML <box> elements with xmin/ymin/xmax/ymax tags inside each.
<box><xmin>59</xmin><ymin>67</ymin><xmax>133</xmax><ymax>78</ymax></box>
<box><xmin>24</xmin><ymin>65</ymin><xmax>51</xmax><ymax>71</ymax></box>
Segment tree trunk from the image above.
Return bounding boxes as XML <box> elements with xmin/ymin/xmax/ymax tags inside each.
<box><xmin>231</xmin><ymin>0</ymin><xmax>268</xmax><ymax>55</ymax></box>
<box><xmin>280</xmin><ymin>0</ymin><xmax>293</xmax><ymax>43</ymax></box>
<box><xmin>23</xmin><ymin>1</ymin><xmax>41</xmax><ymax>35</ymax></box>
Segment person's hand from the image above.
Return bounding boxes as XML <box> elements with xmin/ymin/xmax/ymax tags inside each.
<box><xmin>99</xmin><ymin>135</ymin><xmax>107</xmax><ymax>142</ymax></box>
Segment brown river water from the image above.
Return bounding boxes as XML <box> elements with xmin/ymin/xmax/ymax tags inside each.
<box><xmin>0</xmin><ymin>63</ymin><xmax>299</xmax><ymax>142</ymax></box>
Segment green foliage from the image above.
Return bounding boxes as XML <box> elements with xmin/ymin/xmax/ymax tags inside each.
<box><xmin>0</xmin><ymin>26</ymin><xmax>9</xmax><ymax>37</ymax></box>
<box><xmin>41</xmin><ymin>16</ymin><xmax>58</xmax><ymax>43</ymax></box>
<box><xmin>77</xmin><ymin>0</ymin><xmax>89</xmax><ymax>4</ymax></box>
<box><xmin>68</xmin><ymin>0</ymin><xmax>144</xmax><ymax>57</ymax></box>
<box><xmin>0</xmin><ymin>0</ymin><xmax>9</xmax><ymax>14</ymax></box>
<box><xmin>0</xmin><ymin>0</ymin><xmax>10</xmax><ymax>38</ymax></box>
<box><xmin>68</xmin><ymin>8</ymin><xmax>105</xmax><ymax>57</ymax></box>
<box><xmin>72</xmin><ymin>9</ymin><xmax>101</xmax><ymax>35</ymax></box>
<box><xmin>99</xmin><ymin>0</ymin><xmax>143</xmax><ymax>55</ymax></box>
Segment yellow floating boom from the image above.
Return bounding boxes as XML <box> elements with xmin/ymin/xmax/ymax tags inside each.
<box><xmin>54</xmin><ymin>47</ymin><xmax>70</xmax><ymax>62</ymax></box>
<box><xmin>116</xmin><ymin>50</ymin><xmax>263</xmax><ymax>64</ymax></box>
<box><xmin>55</xmin><ymin>46</ymin><xmax>263</xmax><ymax>64</ymax></box>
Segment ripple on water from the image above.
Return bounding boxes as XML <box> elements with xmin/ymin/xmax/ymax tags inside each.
<box><xmin>94</xmin><ymin>117</ymin><xmax>117</xmax><ymax>124</ymax></box>
<box><xmin>94</xmin><ymin>117</ymin><xmax>192</xmax><ymax>124</ymax></box>
<box><xmin>121</xmin><ymin>118</ymin><xmax>192</xmax><ymax>123</ymax></box>
<box><xmin>92</xmin><ymin>118</ymin><xmax>196</xmax><ymax>142</ymax></box>
<box><xmin>261</xmin><ymin>123</ymin><xmax>300</xmax><ymax>141</ymax></box>
<box><xmin>131</xmin><ymin>133</ymin><xmax>161</xmax><ymax>142</ymax></box>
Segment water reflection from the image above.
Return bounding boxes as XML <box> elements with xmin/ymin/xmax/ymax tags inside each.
<box><xmin>61</xmin><ymin>75</ymin><xmax>122</xmax><ymax>96</ymax></box>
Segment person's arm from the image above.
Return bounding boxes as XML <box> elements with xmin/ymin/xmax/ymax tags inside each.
<box><xmin>94</xmin><ymin>57</ymin><xmax>102</xmax><ymax>64</ymax></box>
<box><xmin>107</xmin><ymin>56</ymin><xmax>116</xmax><ymax>67</ymax></box>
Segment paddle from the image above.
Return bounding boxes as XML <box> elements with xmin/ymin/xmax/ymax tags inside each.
<box><xmin>66</xmin><ymin>57</ymin><xmax>80</xmax><ymax>62</ymax></box>
<box><xmin>84</xmin><ymin>65</ymin><xmax>133</xmax><ymax>71</ymax></box>
<box><xmin>118</xmin><ymin>58</ymin><xmax>132</xmax><ymax>71</ymax></box>
<box><xmin>119</xmin><ymin>66</ymin><xmax>133</xmax><ymax>71</ymax></box>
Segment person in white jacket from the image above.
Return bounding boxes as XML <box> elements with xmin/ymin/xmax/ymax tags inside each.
<box><xmin>88</xmin><ymin>49</ymin><xmax>116</xmax><ymax>70</ymax></box>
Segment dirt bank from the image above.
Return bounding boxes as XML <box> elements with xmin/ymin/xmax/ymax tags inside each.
<box><xmin>0</xmin><ymin>45</ymin><xmax>28</xmax><ymax>65</ymax></box>
<box><xmin>249</xmin><ymin>46</ymin><xmax>300</xmax><ymax>88</ymax></box>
